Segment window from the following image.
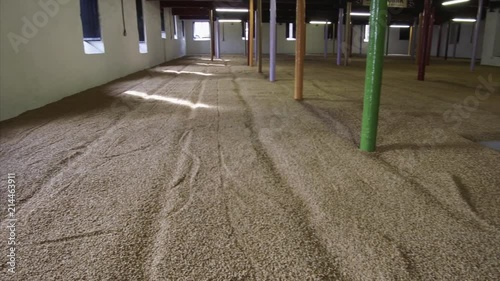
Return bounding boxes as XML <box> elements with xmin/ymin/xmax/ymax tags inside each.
<box><xmin>182</xmin><ymin>20</ymin><xmax>185</xmax><ymax>38</ymax></box>
<box><xmin>286</xmin><ymin>23</ymin><xmax>296</xmax><ymax>41</ymax></box>
<box><xmin>80</xmin><ymin>0</ymin><xmax>101</xmax><ymax>40</ymax></box>
<box><xmin>161</xmin><ymin>9</ymin><xmax>166</xmax><ymax>39</ymax></box>
<box><xmin>173</xmin><ymin>15</ymin><xmax>178</xmax><ymax>39</ymax></box>
<box><xmin>135</xmin><ymin>0</ymin><xmax>147</xmax><ymax>53</ymax></box>
<box><xmin>364</xmin><ymin>25</ymin><xmax>370</xmax><ymax>42</ymax></box>
<box><xmin>399</xmin><ymin>28</ymin><xmax>410</xmax><ymax>40</ymax></box>
<box><xmin>80</xmin><ymin>0</ymin><xmax>105</xmax><ymax>54</ymax></box>
<box><xmin>193</xmin><ymin>22</ymin><xmax>210</xmax><ymax>41</ymax></box>
<box><xmin>242</xmin><ymin>21</ymin><xmax>249</xmax><ymax>40</ymax></box>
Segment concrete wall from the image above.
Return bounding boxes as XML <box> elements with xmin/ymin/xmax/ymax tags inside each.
<box><xmin>185</xmin><ymin>20</ymin><xmax>210</xmax><ymax>55</ymax></box>
<box><xmin>163</xmin><ymin>8</ymin><xmax>187</xmax><ymax>62</ymax></box>
<box><xmin>0</xmin><ymin>0</ymin><xmax>186</xmax><ymax>121</ymax></box>
<box><xmin>186</xmin><ymin>21</ymin><xmax>337</xmax><ymax>55</ymax></box>
<box><xmin>219</xmin><ymin>22</ymin><xmax>247</xmax><ymax>54</ymax></box>
<box><xmin>481</xmin><ymin>9</ymin><xmax>500</xmax><ymax>67</ymax></box>
<box><xmin>433</xmin><ymin>22</ymin><xmax>485</xmax><ymax>59</ymax></box>
<box><xmin>185</xmin><ymin>20</ymin><xmax>487</xmax><ymax>60</ymax></box>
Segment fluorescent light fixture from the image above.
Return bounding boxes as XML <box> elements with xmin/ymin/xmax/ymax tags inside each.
<box><xmin>219</xmin><ymin>19</ymin><xmax>242</xmax><ymax>23</ymax></box>
<box><xmin>452</xmin><ymin>18</ymin><xmax>476</xmax><ymax>22</ymax></box>
<box><xmin>350</xmin><ymin>12</ymin><xmax>370</xmax><ymax>16</ymax></box>
<box><xmin>215</xmin><ymin>8</ymin><xmax>249</xmax><ymax>13</ymax></box>
<box><xmin>310</xmin><ymin>21</ymin><xmax>332</xmax><ymax>24</ymax></box>
<box><xmin>390</xmin><ymin>25</ymin><xmax>410</xmax><ymax>28</ymax></box>
<box><xmin>442</xmin><ymin>0</ymin><xmax>469</xmax><ymax>6</ymax></box>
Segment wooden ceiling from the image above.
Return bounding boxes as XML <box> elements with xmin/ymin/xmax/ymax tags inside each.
<box><xmin>149</xmin><ymin>0</ymin><xmax>498</xmax><ymax>24</ymax></box>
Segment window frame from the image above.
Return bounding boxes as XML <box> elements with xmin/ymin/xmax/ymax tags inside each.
<box><xmin>364</xmin><ymin>25</ymin><xmax>370</xmax><ymax>42</ymax></box>
<box><xmin>286</xmin><ymin>23</ymin><xmax>296</xmax><ymax>41</ymax></box>
<box><xmin>173</xmin><ymin>15</ymin><xmax>179</xmax><ymax>40</ymax></box>
<box><xmin>80</xmin><ymin>0</ymin><xmax>102</xmax><ymax>41</ymax></box>
<box><xmin>161</xmin><ymin>8</ymin><xmax>167</xmax><ymax>39</ymax></box>
<box><xmin>80</xmin><ymin>0</ymin><xmax>105</xmax><ymax>54</ymax></box>
<box><xmin>135</xmin><ymin>0</ymin><xmax>148</xmax><ymax>53</ymax></box>
<box><xmin>193</xmin><ymin>21</ymin><xmax>211</xmax><ymax>41</ymax></box>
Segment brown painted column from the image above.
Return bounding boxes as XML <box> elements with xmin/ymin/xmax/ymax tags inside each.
<box><xmin>210</xmin><ymin>9</ymin><xmax>215</xmax><ymax>61</ymax></box>
<box><xmin>417</xmin><ymin>0</ymin><xmax>430</xmax><ymax>81</ymax></box>
<box><xmin>344</xmin><ymin>1</ymin><xmax>352</xmax><ymax>66</ymax></box>
<box><xmin>425</xmin><ymin>7</ymin><xmax>435</xmax><ymax>66</ymax></box>
<box><xmin>294</xmin><ymin>0</ymin><xmax>306</xmax><ymax>100</ymax></box>
<box><xmin>249</xmin><ymin>0</ymin><xmax>255</xmax><ymax>67</ymax></box>
<box><xmin>416</xmin><ymin>13</ymin><xmax>423</xmax><ymax>64</ymax></box>
<box><xmin>408</xmin><ymin>25</ymin><xmax>414</xmax><ymax>56</ymax></box>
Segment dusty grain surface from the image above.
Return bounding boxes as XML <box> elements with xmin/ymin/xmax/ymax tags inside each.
<box><xmin>1</xmin><ymin>55</ymin><xmax>499</xmax><ymax>280</ymax></box>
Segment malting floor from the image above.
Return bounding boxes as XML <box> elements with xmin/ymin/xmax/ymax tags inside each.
<box><xmin>1</xmin><ymin>55</ymin><xmax>499</xmax><ymax>280</ymax></box>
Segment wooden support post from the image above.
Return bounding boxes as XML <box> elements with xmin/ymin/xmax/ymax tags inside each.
<box><xmin>408</xmin><ymin>25</ymin><xmax>414</xmax><ymax>56</ymax></box>
<box><xmin>324</xmin><ymin>20</ymin><xmax>328</xmax><ymax>59</ymax></box>
<box><xmin>254</xmin><ymin>11</ymin><xmax>258</xmax><ymax>62</ymax></box>
<box><xmin>294</xmin><ymin>0</ymin><xmax>306</xmax><ymax>100</ymax></box>
<box><xmin>411</xmin><ymin>17</ymin><xmax>418</xmax><ymax>60</ymax></box>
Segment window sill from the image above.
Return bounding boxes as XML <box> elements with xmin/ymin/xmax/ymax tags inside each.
<box><xmin>139</xmin><ymin>42</ymin><xmax>148</xmax><ymax>54</ymax></box>
<box><xmin>83</xmin><ymin>40</ymin><xmax>105</xmax><ymax>54</ymax></box>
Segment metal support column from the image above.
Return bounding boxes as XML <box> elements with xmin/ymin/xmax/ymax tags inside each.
<box><xmin>337</xmin><ymin>8</ymin><xmax>344</xmax><ymax>65</ymax></box>
<box><xmin>269</xmin><ymin>0</ymin><xmax>277</xmax><ymax>81</ymax></box>
<box><xmin>471</xmin><ymin>0</ymin><xmax>483</xmax><ymax>71</ymax></box>
<box><xmin>360</xmin><ymin>0</ymin><xmax>388</xmax><ymax>152</ymax></box>
<box><xmin>249</xmin><ymin>0</ymin><xmax>254</xmax><ymax>66</ymax></box>
<box><xmin>344</xmin><ymin>2</ymin><xmax>352</xmax><ymax>66</ymax></box>
<box><xmin>210</xmin><ymin>10</ymin><xmax>215</xmax><ymax>61</ymax></box>
<box><xmin>294</xmin><ymin>0</ymin><xmax>306</xmax><ymax>100</ymax></box>
<box><xmin>258</xmin><ymin>0</ymin><xmax>263</xmax><ymax>73</ymax></box>
<box><xmin>444</xmin><ymin>21</ymin><xmax>451</xmax><ymax>60</ymax></box>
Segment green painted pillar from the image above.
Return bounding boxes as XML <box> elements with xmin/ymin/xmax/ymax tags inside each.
<box><xmin>360</xmin><ymin>0</ymin><xmax>388</xmax><ymax>152</ymax></box>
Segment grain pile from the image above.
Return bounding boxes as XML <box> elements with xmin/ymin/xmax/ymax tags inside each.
<box><xmin>1</xmin><ymin>56</ymin><xmax>499</xmax><ymax>280</ymax></box>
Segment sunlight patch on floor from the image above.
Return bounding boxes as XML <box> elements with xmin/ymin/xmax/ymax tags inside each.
<box><xmin>123</xmin><ymin>91</ymin><xmax>211</xmax><ymax>109</ymax></box>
